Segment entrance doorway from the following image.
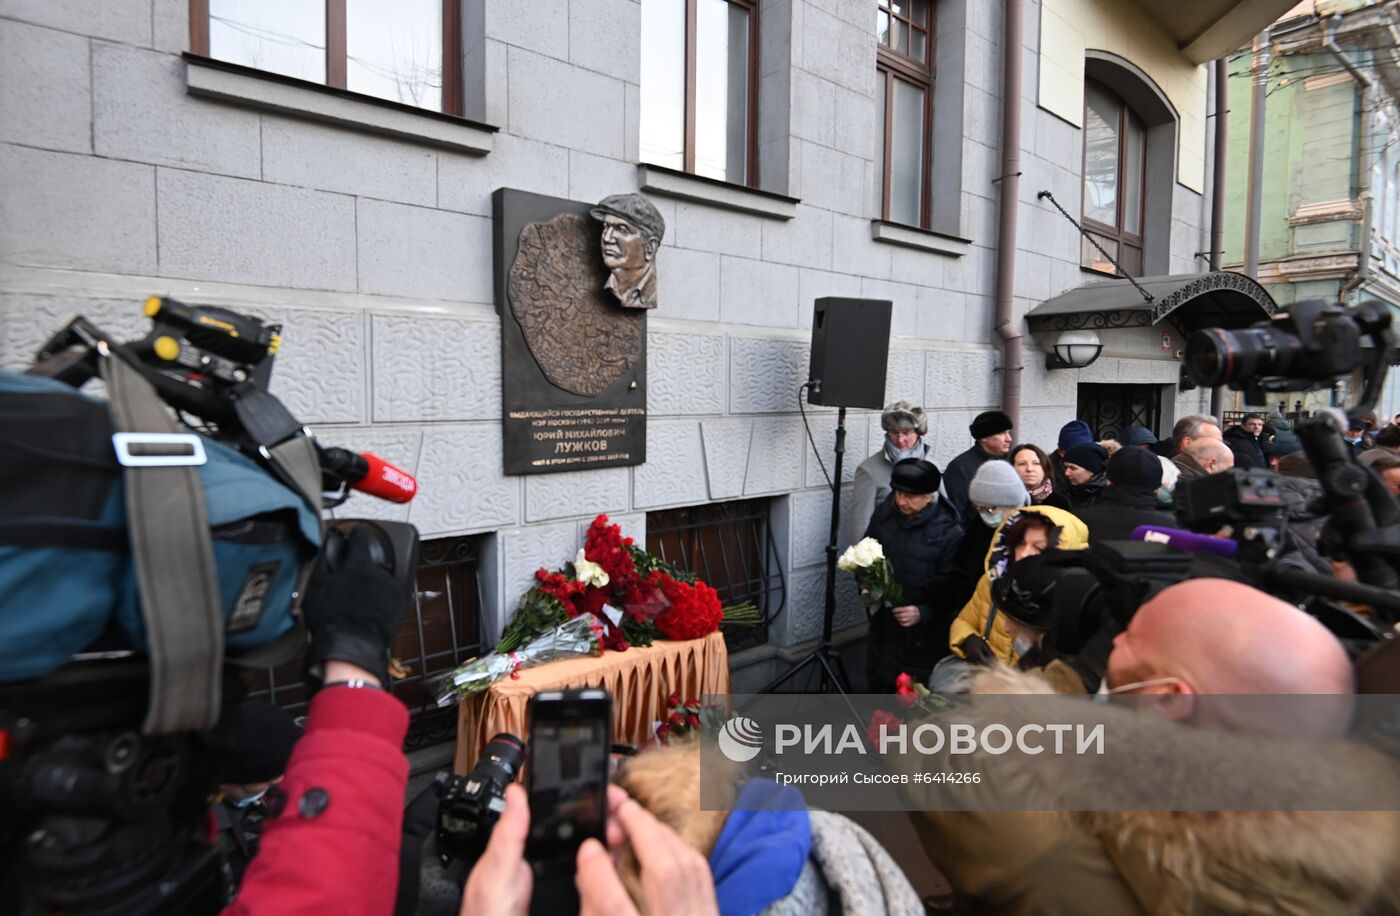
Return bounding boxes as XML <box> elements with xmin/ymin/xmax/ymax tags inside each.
<box><xmin>1077</xmin><ymin>383</ymin><xmax>1164</xmax><ymax>441</ymax></box>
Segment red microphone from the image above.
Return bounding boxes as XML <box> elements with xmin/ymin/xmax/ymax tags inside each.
<box><xmin>355</xmin><ymin>452</ymin><xmax>418</xmax><ymax>503</ymax></box>
<box><xmin>319</xmin><ymin>446</ymin><xmax>418</xmax><ymax>503</ymax></box>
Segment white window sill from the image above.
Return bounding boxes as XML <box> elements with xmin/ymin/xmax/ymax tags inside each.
<box><xmin>184</xmin><ymin>55</ymin><xmax>495</xmax><ymax>156</ymax></box>
<box><xmin>870</xmin><ymin>220</ymin><xmax>970</xmax><ymax>257</ymax></box>
<box><xmin>638</xmin><ymin>164</ymin><xmax>798</xmax><ymax>220</ymax></box>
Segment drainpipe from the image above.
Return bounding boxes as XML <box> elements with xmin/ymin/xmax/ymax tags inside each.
<box><xmin>994</xmin><ymin>0</ymin><xmax>1024</xmax><ymax>428</ymax></box>
<box><xmin>1243</xmin><ymin>27</ymin><xmax>1270</xmax><ymax>281</ymax></box>
<box><xmin>1325</xmin><ymin>13</ymin><xmax>1372</xmax><ymax>304</ymax></box>
<box><xmin>1209</xmin><ymin>57</ymin><xmax>1228</xmax><ymax>419</ymax></box>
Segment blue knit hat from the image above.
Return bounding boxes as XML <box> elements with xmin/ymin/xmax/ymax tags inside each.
<box><xmin>1057</xmin><ymin>420</ymin><xmax>1093</xmax><ymax>450</ymax></box>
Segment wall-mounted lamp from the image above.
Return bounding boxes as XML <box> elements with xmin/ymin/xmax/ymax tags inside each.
<box><xmin>1045</xmin><ymin>330</ymin><xmax>1103</xmax><ymax>370</ymax></box>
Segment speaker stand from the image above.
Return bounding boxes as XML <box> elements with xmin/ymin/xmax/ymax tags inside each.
<box><xmin>760</xmin><ymin>408</ymin><xmax>860</xmax><ymax>717</ymax></box>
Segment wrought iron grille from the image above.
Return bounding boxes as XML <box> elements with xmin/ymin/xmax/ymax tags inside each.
<box><xmin>645</xmin><ymin>499</ymin><xmax>785</xmax><ymax>653</ymax></box>
<box><xmin>1076</xmin><ymin>383</ymin><xmax>1164</xmax><ymax>442</ymax></box>
<box><xmin>239</xmin><ymin>535</ymin><xmax>483</xmax><ymax>751</ymax></box>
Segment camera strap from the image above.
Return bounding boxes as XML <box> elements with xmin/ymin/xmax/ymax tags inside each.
<box><xmin>232</xmin><ymin>387</ymin><xmax>324</xmax><ymax>520</ymax></box>
<box><xmin>99</xmin><ymin>345</ymin><xmax>225</xmax><ymax>735</ymax></box>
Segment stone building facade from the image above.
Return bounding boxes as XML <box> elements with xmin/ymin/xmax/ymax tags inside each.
<box><xmin>1</xmin><ymin>0</ymin><xmax>1277</xmax><ymax>685</ymax></box>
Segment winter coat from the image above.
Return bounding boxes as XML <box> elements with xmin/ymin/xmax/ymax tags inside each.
<box><xmin>615</xmin><ymin>744</ymin><xmax>923</xmax><ymax>916</ymax></box>
<box><xmin>943</xmin><ymin>444</ymin><xmax>1001</xmax><ymax>525</ymax></box>
<box><xmin>759</xmin><ymin>811</ymin><xmax>924</xmax><ymax>916</ymax></box>
<box><xmin>1171</xmin><ymin>450</ymin><xmax>1209</xmax><ymax>483</ymax></box>
<box><xmin>948</xmin><ymin>505</ymin><xmax>1089</xmax><ymax>664</ymax></box>
<box><xmin>1223</xmin><ymin>425</ymin><xmax>1266</xmax><ymax>470</ymax></box>
<box><xmin>1029</xmin><ymin>488</ymin><xmax>1072</xmax><ymax>512</ymax></box>
<box><xmin>864</xmin><ymin>493</ymin><xmax>965</xmax><ymax>689</ymax></box>
<box><xmin>227</xmin><ymin>686</ymin><xmax>410</xmax><ymax>915</ymax></box>
<box><xmin>1065</xmin><ymin>472</ymin><xmax>1108</xmax><ymax>510</ymax></box>
<box><xmin>1275</xmin><ymin>475</ymin><xmax>1331</xmax><ymax>576</ymax></box>
<box><xmin>1073</xmin><ymin>486</ymin><xmax>1174</xmax><ymax>543</ymax></box>
<box><xmin>895</xmin><ymin>667</ymin><xmax>1400</xmax><ymax>916</ymax></box>
<box><xmin>848</xmin><ymin>441</ymin><xmax>929</xmax><ymax>545</ymax></box>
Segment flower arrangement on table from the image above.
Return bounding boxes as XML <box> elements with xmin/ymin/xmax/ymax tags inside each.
<box><xmin>436</xmin><ymin>514</ymin><xmax>758</xmax><ymax>705</ymax></box>
<box><xmin>837</xmin><ymin>536</ymin><xmax>902</xmax><ymax>613</ymax></box>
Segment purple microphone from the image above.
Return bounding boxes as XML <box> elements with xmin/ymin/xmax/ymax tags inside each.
<box><xmin>1130</xmin><ymin>525</ymin><xmax>1239</xmax><ymax>559</ymax></box>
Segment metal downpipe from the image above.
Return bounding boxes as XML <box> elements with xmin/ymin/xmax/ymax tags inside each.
<box><xmin>994</xmin><ymin>0</ymin><xmax>1024</xmax><ymax>428</ymax></box>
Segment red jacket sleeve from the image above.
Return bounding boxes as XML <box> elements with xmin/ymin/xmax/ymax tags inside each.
<box><xmin>224</xmin><ymin>686</ymin><xmax>409</xmax><ymax>916</ymax></box>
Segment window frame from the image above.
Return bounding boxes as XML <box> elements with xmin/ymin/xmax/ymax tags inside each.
<box><xmin>188</xmin><ymin>0</ymin><xmax>464</xmax><ymax>117</ymax></box>
<box><xmin>647</xmin><ymin>0</ymin><xmax>761</xmax><ymax>188</ymax></box>
<box><xmin>1079</xmin><ymin>80</ymin><xmax>1147</xmax><ymax>278</ymax></box>
<box><xmin>876</xmin><ymin>0</ymin><xmax>935</xmax><ymax>229</ymax></box>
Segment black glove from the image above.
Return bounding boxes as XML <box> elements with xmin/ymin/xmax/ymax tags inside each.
<box><xmin>302</xmin><ymin>525</ymin><xmax>411</xmax><ymax>686</ymax></box>
<box><xmin>961</xmin><ymin>634</ymin><xmax>995</xmax><ymax>666</ymax></box>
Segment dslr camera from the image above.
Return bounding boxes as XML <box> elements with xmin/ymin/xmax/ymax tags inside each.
<box><xmin>435</xmin><ymin>732</ymin><xmax>527</xmax><ymax>865</ymax></box>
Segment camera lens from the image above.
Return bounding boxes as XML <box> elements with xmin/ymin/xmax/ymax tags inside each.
<box><xmin>1184</xmin><ymin>326</ymin><xmax>1299</xmax><ymax>388</ymax></box>
<box><xmin>474</xmin><ymin>733</ymin><xmax>526</xmax><ymax>785</ymax></box>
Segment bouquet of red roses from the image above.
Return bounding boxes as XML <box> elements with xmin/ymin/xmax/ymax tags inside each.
<box><xmin>493</xmin><ymin>515</ymin><xmax>755</xmax><ymax>657</ymax></box>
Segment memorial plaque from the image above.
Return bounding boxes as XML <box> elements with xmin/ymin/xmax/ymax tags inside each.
<box><xmin>494</xmin><ymin>188</ymin><xmax>654</xmax><ymax>474</ymax></box>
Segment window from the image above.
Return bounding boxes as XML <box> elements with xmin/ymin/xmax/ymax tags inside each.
<box><xmin>190</xmin><ymin>0</ymin><xmax>463</xmax><ymax>115</ymax></box>
<box><xmin>241</xmin><ymin>534</ymin><xmax>481</xmax><ymax>749</ymax></box>
<box><xmin>1081</xmin><ymin>81</ymin><xmax>1146</xmax><ymax>277</ymax></box>
<box><xmin>876</xmin><ymin>0</ymin><xmax>934</xmax><ymax>228</ymax></box>
<box><xmin>645</xmin><ymin>499</ymin><xmax>784</xmax><ymax>652</ymax></box>
<box><xmin>640</xmin><ymin>0</ymin><xmax>758</xmax><ymax>186</ymax></box>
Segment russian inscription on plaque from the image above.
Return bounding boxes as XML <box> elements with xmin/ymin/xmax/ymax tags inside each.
<box><xmin>494</xmin><ymin>188</ymin><xmax>659</xmax><ymax>474</ymax></box>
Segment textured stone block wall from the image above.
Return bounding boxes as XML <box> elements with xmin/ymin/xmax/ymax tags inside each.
<box><xmin>0</xmin><ymin>0</ymin><xmax>1214</xmax><ymax>651</ymax></box>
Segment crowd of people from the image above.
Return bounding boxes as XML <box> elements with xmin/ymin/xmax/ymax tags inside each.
<box><xmin>849</xmin><ymin>399</ymin><xmax>1400</xmax><ymax>692</ymax></box>
<box><xmin>35</xmin><ymin>405</ymin><xmax>1397</xmax><ymax>916</ymax></box>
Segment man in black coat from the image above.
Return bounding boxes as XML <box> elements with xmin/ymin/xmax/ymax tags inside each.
<box><xmin>863</xmin><ymin>458</ymin><xmax>965</xmax><ymax>692</ymax></box>
<box><xmin>1074</xmin><ymin>448</ymin><xmax>1174</xmax><ymax>543</ymax></box>
<box><xmin>1223</xmin><ymin>413</ymin><xmax>1267</xmax><ymax>470</ymax></box>
<box><xmin>942</xmin><ymin>410</ymin><xmax>1014</xmax><ymax>524</ymax></box>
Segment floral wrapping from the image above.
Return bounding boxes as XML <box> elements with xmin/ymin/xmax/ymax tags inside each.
<box><xmin>434</xmin><ymin>614</ymin><xmax>602</xmax><ymax>707</ymax></box>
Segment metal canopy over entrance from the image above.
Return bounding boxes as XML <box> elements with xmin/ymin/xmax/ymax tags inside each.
<box><xmin>1024</xmin><ymin>270</ymin><xmax>1279</xmax><ymax>338</ymax></box>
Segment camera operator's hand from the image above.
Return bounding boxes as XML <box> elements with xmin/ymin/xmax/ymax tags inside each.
<box><xmin>460</xmin><ymin>783</ymin><xmax>533</xmax><ymax>916</ymax></box>
<box><xmin>961</xmin><ymin>635</ymin><xmax>994</xmax><ymax>666</ymax></box>
<box><xmin>576</xmin><ymin>787</ymin><xmax>719</xmax><ymax>916</ymax></box>
<box><xmin>302</xmin><ymin>525</ymin><xmax>411</xmax><ymax>686</ymax></box>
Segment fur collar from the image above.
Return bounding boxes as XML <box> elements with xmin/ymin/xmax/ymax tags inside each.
<box><xmin>968</xmin><ymin>667</ymin><xmax>1400</xmax><ymax>910</ymax></box>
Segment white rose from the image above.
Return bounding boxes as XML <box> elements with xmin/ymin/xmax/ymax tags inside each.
<box><xmin>852</xmin><ymin>537</ymin><xmax>883</xmax><ymax>568</ymax></box>
<box><xmin>837</xmin><ymin>544</ymin><xmax>860</xmax><ymax>572</ymax></box>
<box><xmin>573</xmin><ymin>548</ymin><xmax>610</xmax><ymax>588</ymax></box>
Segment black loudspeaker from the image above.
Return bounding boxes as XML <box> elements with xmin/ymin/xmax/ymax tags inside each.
<box><xmin>806</xmin><ymin>298</ymin><xmax>892</xmax><ymax>409</ymax></box>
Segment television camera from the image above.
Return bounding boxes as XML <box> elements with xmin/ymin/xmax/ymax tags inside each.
<box><xmin>1044</xmin><ymin>299</ymin><xmax>1400</xmax><ymax>680</ymax></box>
<box><xmin>2</xmin><ymin>297</ymin><xmax>421</xmax><ymax>914</ymax></box>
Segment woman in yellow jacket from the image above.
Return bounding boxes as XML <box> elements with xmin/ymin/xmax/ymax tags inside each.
<box><xmin>947</xmin><ymin>504</ymin><xmax>1088</xmax><ymax>665</ymax></box>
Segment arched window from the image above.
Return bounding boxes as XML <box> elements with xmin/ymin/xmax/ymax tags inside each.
<box><xmin>1082</xmin><ymin>80</ymin><xmax>1146</xmax><ymax>277</ymax></box>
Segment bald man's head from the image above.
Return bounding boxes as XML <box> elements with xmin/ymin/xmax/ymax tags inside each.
<box><xmin>1185</xmin><ymin>439</ymin><xmax>1234</xmax><ymax>473</ymax></box>
<box><xmin>1107</xmin><ymin>579</ymin><xmax>1353</xmax><ymax>696</ymax></box>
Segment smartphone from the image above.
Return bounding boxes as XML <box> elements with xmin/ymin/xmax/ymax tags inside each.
<box><xmin>525</xmin><ymin>688</ymin><xmax>611</xmax><ymax>914</ymax></box>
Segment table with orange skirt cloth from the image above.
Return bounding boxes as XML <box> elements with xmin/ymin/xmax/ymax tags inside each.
<box><xmin>453</xmin><ymin>630</ymin><xmax>731</xmax><ymax>773</ymax></box>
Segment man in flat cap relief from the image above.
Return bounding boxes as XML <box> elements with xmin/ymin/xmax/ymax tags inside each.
<box><xmin>590</xmin><ymin>193</ymin><xmax>666</xmax><ymax>310</ymax></box>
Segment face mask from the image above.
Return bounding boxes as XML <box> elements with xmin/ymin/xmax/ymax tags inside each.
<box><xmin>1011</xmin><ymin>633</ymin><xmax>1037</xmax><ymax>657</ymax></box>
<box><xmin>232</xmin><ymin>786</ymin><xmax>271</xmax><ymax>808</ymax></box>
<box><xmin>978</xmin><ymin>509</ymin><xmax>1003</xmax><ymax>528</ymax></box>
<box><xmin>1092</xmin><ymin>676</ymin><xmax>1184</xmax><ymax>703</ymax></box>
